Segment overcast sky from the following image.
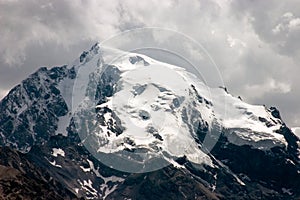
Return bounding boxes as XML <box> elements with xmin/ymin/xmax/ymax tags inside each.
<box><xmin>0</xmin><ymin>0</ymin><xmax>299</xmax><ymax>128</ymax></box>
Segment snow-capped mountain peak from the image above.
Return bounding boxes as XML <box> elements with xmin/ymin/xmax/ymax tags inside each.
<box><xmin>67</xmin><ymin>44</ymin><xmax>289</xmax><ymax>173</ymax></box>
<box><xmin>0</xmin><ymin>43</ymin><xmax>300</xmax><ymax>199</ymax></box>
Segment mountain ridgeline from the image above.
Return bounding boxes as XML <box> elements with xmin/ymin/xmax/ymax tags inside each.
<box><xmin>0</xmin><ymin>43</ymin><xmax>299</xmax><ymax>199</ymax></box>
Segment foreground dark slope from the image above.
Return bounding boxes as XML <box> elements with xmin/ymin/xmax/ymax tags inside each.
<box><xmin>0</xmin><ymin>44</ymin><xmax>299</xmax><ymax>199</ymax></box>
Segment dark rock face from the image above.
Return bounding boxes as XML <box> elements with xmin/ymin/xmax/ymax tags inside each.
<box><xmin>0</xmin><ymin>147</ymin><xmax>77</xmax><ymax>200</ymax></box>
<box><xmin>94</xmin><ymin>64</ymin><xmax>121</xmax><ymax>104</ymax></box>
<box><xmin>129</xmin><ymin>55</ymin><xmax>150</xmax><ymax>66</ymax></box>
<box><xmin>109</xmin><ymin>166</ymin><xmax>221</xmax><ymax>200</ymax></box>
<box><xmin>269</xmin><ymin>107</ymin><xmax>282</xmax><ymax>119</ymax></box>
<box><xmin>0</xmin><ymin>66</ymin><xmax>71</xmax><ymax>152</ymax></box>
<box><xmin>211</xmin><ymin>133</ymin><xmax>300</xmax><ymax>199</ymax></box>
<box><xmin>0</xmin><ymin>131</ymin><xmax>127</xmax><ymax>199</ymax></box>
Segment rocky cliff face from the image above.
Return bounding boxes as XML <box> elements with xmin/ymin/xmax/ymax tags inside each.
<box><xmin>0</xmin><ymin>43</ymin><xmax>299</xmax><ymax>199</ymax></box>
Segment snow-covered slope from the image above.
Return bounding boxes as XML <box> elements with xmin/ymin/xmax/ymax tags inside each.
<box><xmin>68</xmin><ymin>44</ymin><xmax>289</xmax><ymax>173</ymax></box>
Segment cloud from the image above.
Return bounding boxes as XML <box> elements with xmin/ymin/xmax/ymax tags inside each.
<box><xmin>245</xmin><ymin>78</ymin><xmax>291</xmax><ymax>100</ymax></box>
<box><xmin>0</xmin><ymin>0</ymin><xmax>299</xmax><ymax>127</ymax></box>
<box><xmin>272</xmin><ymin>12</ymin><xmax>300</xmax><ymax>34</ymax></box>
<box><xmin>0</xmin><ymin>0</ymin><xmax>121</xmax><ymax>65</ymax></box>
<box><xmin>230</xmin><ymin>0</ymin><xmax>300</xmax><ymax>58</ymax></box>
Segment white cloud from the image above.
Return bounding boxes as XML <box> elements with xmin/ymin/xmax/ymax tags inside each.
<box><xmin>272</xmin><ymin>12</ymin><xmax>300</xmax><ymax>34</ymax></box>
<box><xmin>226</xmin><ymin>35</ymin><xmax>247</xmax><ymax>48</ymax></box>
<box><xmin>288</xmin><ymin>18</ymin><xmax>300</xmax><ymax>30</ymax></box>
<box><xmin>245</xmin><ymin>78</ymin><xmax>291</xmax><ymax>100</ymax></box>
<box><xmin>0</xmin><ymin>0</ymin><xmax>121</xmax><ymax>65</ymax></box>
<box><xmin>283</xmin><ymin>12</ymin><xmax>294</xmax><ymax>19</ymax></box>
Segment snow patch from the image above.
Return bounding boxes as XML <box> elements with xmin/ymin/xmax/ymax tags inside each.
<box><xmin>49</xmin><ymin>160</ymin><xmax>62</xmax><ymax>168</ymax></box>
<box><xmin>78</xmin><ymin>179</ymin><xmax>98</xmax><ymax>199</ymax></box>
<box><xmin>74</xmin><ymin>188</ymin><xmax>79</xmax><ymax>194</ymax></box>
<box><xmin>282</xmin><ymin>188</ymin><xmax>293</xmax><ymax>195</ymax></box>
<box><xmin>87</xmin><ymin>159</ymin><xmax>101</xmax><ymax>177</ymax></box>
<box><xmin>52</xmin><ymin>148</ymin><xmax>65</xmax><ymax>157</ymax></box>
<box><xmin>80</xmin><ymin>166</ymin><xmax>91</xmax><ymax>172</ymax></box>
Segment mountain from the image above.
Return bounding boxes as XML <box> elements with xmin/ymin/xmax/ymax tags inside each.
<box><xmin>0</xmin><ymin>43</ymin><xmax>299</xmax><ymax>199</ymax></box>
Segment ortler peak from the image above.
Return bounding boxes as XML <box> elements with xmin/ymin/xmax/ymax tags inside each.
<box><xmin>0</xmin><ymin>43</ymin><xmax>299</xmax><ymax>200</ymax></box>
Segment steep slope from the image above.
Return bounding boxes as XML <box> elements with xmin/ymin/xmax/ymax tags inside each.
<box><xmin>0</xmin><ymin>43</ymin><xmax>299</xmax><ymax>199</ymax></box>
<box><xmin>0</xmin><ymin>147</ymin><xmax>76</xmax><ymax>200</ymax></box>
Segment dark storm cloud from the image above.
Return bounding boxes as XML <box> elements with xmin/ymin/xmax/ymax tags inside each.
<box><xmin>0</xmin><ymin>0</ymin><xmax>299</xmax><ymax>127</ymax></box>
